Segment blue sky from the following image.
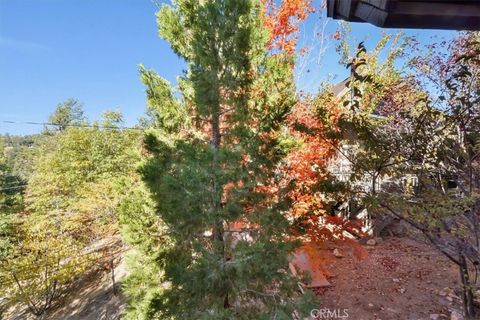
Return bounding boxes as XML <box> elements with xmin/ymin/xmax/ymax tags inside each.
<box><xmin>0</xmin><ymin>0</ymin><xmax>456</xmax><ymax>135</ymax></box>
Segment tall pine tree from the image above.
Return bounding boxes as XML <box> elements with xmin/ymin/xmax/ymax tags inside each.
<box><xmin>120</xmin><ymin>0</ymin><xmax>316</xmax><ymax>318</ymax></box>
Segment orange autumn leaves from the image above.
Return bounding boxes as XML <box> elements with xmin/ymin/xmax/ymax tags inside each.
<box><xmin>262</xmin><ymin>0</ymin><xmax>314</xmax><ymax>54</ymax></box>
<box><xmin>220</xmin><ymin>1</ymin><xmax>354</xmax><ymax>244</ymax></box>
<box><xmin>286</xmin><ymin>101</ymin><xmax>336</xmax><ymax>218</ymax></box>
<box><xmin>259</xmin><ymin>1</ymin><xmax>355</xmax><ymax>243</ymax></box>
<box><xmin>261</xmin><ymin>0</ymin><xmax>334</xmax><ymax>227</ymax></box>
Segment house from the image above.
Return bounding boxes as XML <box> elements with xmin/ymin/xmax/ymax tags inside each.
<box><xmin>326</xmin><ymin>79</ymin><xmax>422</xmax><ymax>235</ymax></box>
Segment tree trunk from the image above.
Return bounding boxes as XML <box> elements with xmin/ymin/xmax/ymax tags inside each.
<box><xmin>210</xmin><ymin>105</ymin><xmax>228</xmax><ymax>308</ymax></box>
<box><xmin>459</xmin><ymin>255</ymin><xmax>476</xmax><ymax>319</ymax></box>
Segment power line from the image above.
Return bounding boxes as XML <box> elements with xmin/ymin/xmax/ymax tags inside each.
<box><xmin>1</xmin><ymin>120</ymin><xmax>147</xmax><ymax>131</ymax></box>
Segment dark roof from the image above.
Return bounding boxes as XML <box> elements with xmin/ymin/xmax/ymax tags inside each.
<box><xmin>327</xmin><ymin>0</ymin><xmax>480</xmax><ymax>31</ymax></box>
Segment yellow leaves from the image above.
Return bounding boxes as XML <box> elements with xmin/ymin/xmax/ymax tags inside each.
<box><xmin>1</xmin><ymin>223</ymin><xmax>90</xmax><ymax>292</ymax></box>
<box><xmin>0</xmin><ymin>202</ymin><xmax>109</xmax><ymax>316</ymax></box>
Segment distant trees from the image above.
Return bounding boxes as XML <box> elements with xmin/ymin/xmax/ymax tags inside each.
<box><xmin>46</xmin><ymin>99</ymin><xmax>86</xmax><ymax>132</ymax></box>
<box><xmin>0</xmin><ymin>141</ymin><xmax>24</xmax><ymax>262</ymax></box>
<box><xmin>0</xmin><ymin>105</ymin><xmax>141</xmax><ymax>316</ymax></box>
<box><xmin>1</xmin><ymin>134</ymin><xmax>45</xmax><ymax>182</ymax></box>
<box><xmin>27</xmin><ymin>111</ymin><xmax>140</xmax><ymax>240</ymax></box>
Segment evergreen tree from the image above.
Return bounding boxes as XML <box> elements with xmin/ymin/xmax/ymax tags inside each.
<box><xmin>120</xmin><ymin>0</ymin><xmax>315</xmax><ymax>318</ymax></box>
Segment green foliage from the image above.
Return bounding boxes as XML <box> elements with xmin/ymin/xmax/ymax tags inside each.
<box><xmin>1</xmin><ymin>134</ymin><xmax>49</xmax><ymax>181</ymax></box>
<box><xmin>138</xmin><ymin>65</ymin><xmax>187</xmax><ymax>133</ymax></box>
<box><xmin>119</xmin><ymin>187</ymin><xmax>167</xmax><ymax>320</ymax></box>
<box><xmin>321</xmin><ymin>35</ymin><xmax>429</xmax><ymax>200</ymax></box>
<box><xmin>28</xmin><ymin>114</ymin><xmax>139</xmax><ymax>225</ymax></box>
<box><xmin>0</xmin><ymin>110</ymin><xmax>141</xmax><ymax>316</ymax></box>
<box><xmin>333</xmin><ymin>33</ymin><xmax>480</xmax><ymax>319</ymax></box>
<box><xmin>120</xmin><ymin>0</ymin><xmax>316</xmax><ymax>318</ymax></box>
<box><xmin>46</xmin><ymin>98</ymin><xmax>86</xmax><ymax>132</ymax></box>
<box><xmin>0</xmin><ymin>142</ymin><xmax>24</xmax><ymax>261</ymax></box>
<box><xmin>0</xmin><ymin>214</ymin><xmax>94</xmax><ymax>316</ymax></box>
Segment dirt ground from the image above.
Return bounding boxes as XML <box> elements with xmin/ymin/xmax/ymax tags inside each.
<box><xmin>314</xmin><ymin>237</ymin><xmax>464</xmax><ymax>320</ymax></box>
<box><xmin>3</xmin><ymin>237</ymin><xmax>466</xmax><ymax>320</ymax></box>
<box><xmin>3</xmin><ymin>258</ymin><xmax>127</xmax><ymax>320</ymax></box>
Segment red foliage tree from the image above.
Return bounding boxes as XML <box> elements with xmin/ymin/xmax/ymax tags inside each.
<box><xmin>261</xmin><ymin>2</ymin><xmax>366</xmax><ymax>249</ymax></box>
<box><xmin>285</xmin><ymin>97</ymin><xmax>357</xmax><ymax>243</ymax></box>
<box><xmin>286</xmin><ymin>100</ymin><xmax>336</xmax><ymax>221</ymax></box>
<box><xmin>262</xmin><ymin>0</ymin><xmax>314</xmax><ymax>54</ymax></box>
